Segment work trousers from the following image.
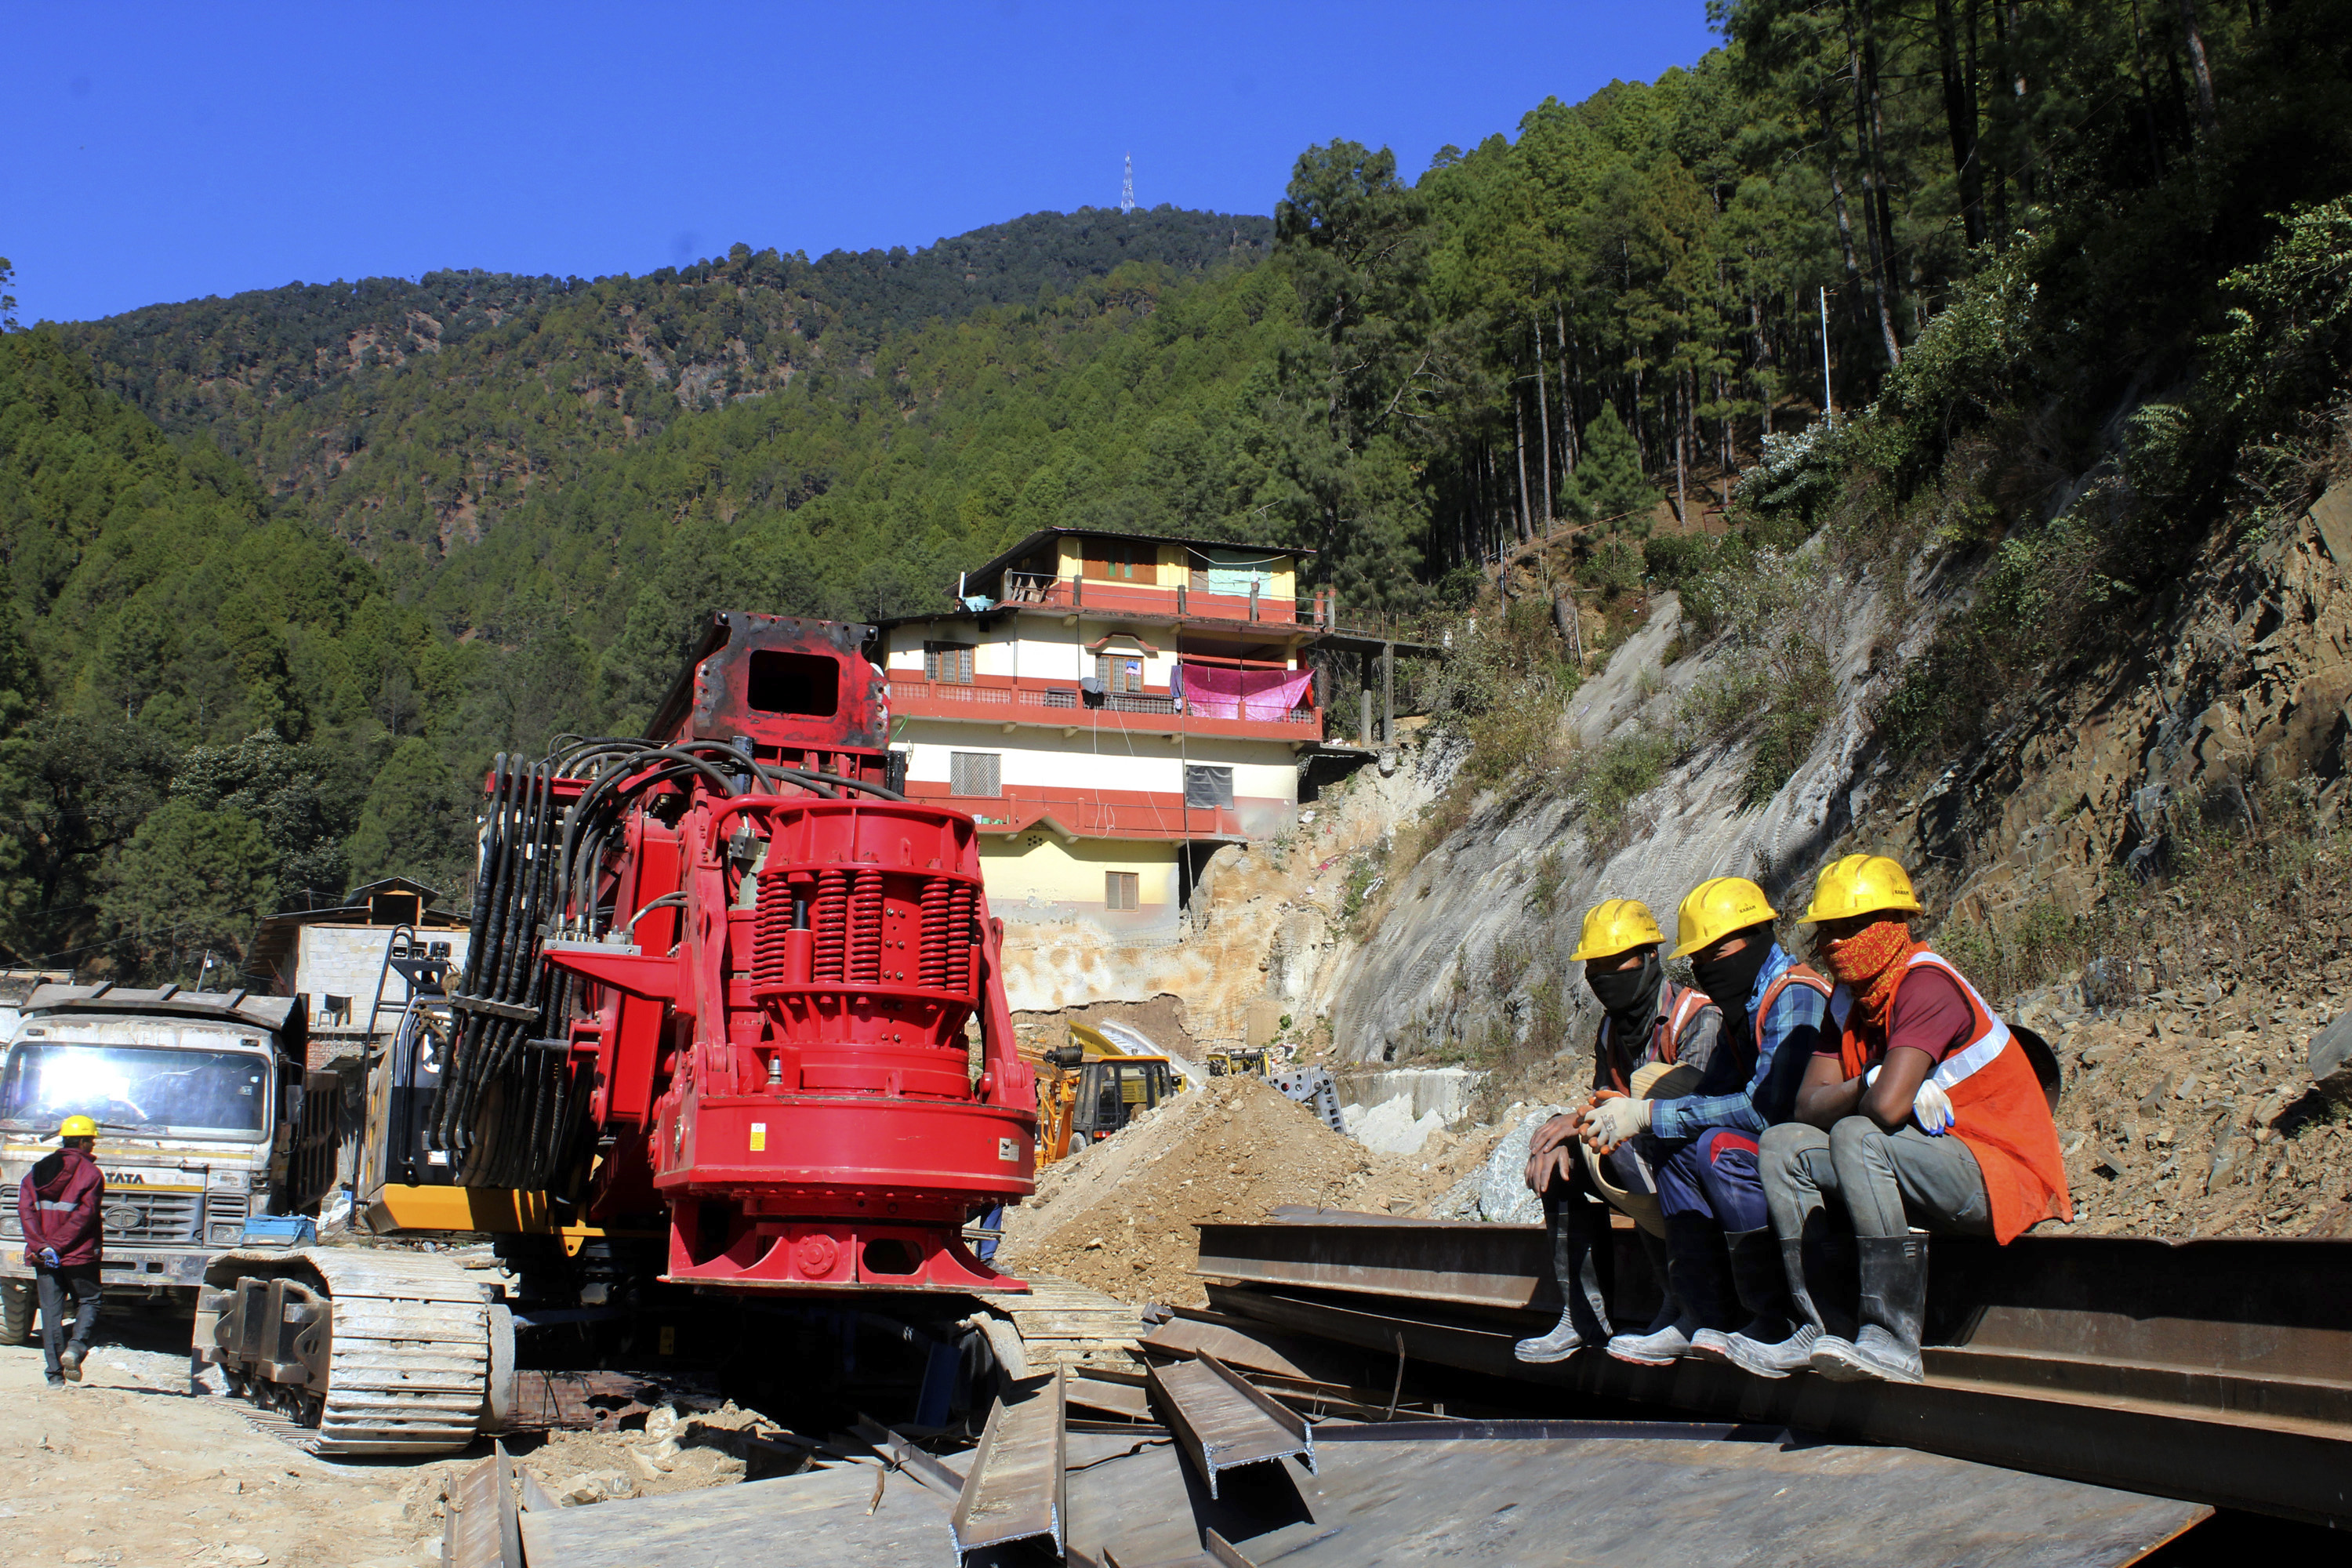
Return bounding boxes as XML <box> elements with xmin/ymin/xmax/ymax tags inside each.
<box><xmin>35</xmin><ymin>1262</ymin><xmax>102</xmax><ymax>1381</ymax></box>
<box><xmin>1760</xmin><ymin>1118</ymin><xmax>1992</xmax><ymax>1240</ymax></box>
<box><xmin>1653</xmin><ymin>1127</ymin><xmax>1769</xmax><ymax>1234</ymax></box>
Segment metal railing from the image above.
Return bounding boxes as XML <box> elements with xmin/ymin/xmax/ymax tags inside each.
<box><xmin>891</xmin><ymin>680</ymin><xmax>1318</xmax><ymax>728</ymax></box>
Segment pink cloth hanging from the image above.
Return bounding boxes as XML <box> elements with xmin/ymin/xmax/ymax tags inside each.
<box><xmin>1179</xmin><ymin>663</ymin><xmax>1312</xmax><ymax>720</ymax></box>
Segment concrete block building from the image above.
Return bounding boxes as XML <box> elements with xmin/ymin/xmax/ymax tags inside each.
<box><xmin>877</xmin><ymin>528</ymin><xmax>1348</xmax><ymax>936</ymax></box>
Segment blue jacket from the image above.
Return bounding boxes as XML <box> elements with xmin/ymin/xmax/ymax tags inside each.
<box><xmin>1650</xmin><ymin>943</ymin><xmax>1829</xmax><ymax>1140</ymax></box>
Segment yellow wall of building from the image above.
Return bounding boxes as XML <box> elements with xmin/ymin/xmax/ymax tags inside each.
<box><xmin>978</xmin><ymin>836</ymin><xmax>1181</xmax><ymax>909</ymax></box>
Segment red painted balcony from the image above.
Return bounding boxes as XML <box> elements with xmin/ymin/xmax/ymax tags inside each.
<box><xmin>886</xmin><ymin>673</ymin><xmax>1321</xmax><ymax>742</ymax></box>
<box><xmin>997</xmin><ymin>571</ymin><xmax>1333</xmax><ymax>628</ymax></box>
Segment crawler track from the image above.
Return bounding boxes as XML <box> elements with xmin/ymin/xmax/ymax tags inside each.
<box><xmin>200</xmin><ymin>1246</ymin><xmax>499</xmax><ymax>1455</ymax></box>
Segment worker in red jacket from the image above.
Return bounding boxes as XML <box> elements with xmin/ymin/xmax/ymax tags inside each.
<box><xmin>20</xmin><ymin>1115</ymin><xmax>105</xmax><ymax>1388</ymax></box>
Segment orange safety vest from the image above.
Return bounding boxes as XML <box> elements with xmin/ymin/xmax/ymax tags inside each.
<box><xmin>1597</xmin><ymin>980</ymin><xmax>1712</xmax><ymax>1094</ymax></box>
<box><xmin>1835</xmin><ymin>950</ymin><xmax>2071</xmax><ymax>1243</ymax></box>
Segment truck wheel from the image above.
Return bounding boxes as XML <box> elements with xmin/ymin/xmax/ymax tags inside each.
<box><xmin>0</xmin><ymin>1279</ymin><xmax>31</xmax><ymax>1347</ymax></box>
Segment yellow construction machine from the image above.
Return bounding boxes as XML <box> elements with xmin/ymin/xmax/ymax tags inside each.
<box><xmin>1034</xmin><ymin>1022</ymin><xmax>1185</xmax><ymax>1165</ymax></box>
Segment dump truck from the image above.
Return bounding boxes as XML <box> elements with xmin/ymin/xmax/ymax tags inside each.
<box><xmin>0</xmin><ymin>985</ymin><xmax>337</xmax><ymax>1343</ymax></box>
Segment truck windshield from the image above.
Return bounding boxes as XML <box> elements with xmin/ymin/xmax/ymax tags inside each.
<box><xmin>0</xmin><ymin>1043</ymin><xmax>270</xmax><ymax>1138</ymax></box>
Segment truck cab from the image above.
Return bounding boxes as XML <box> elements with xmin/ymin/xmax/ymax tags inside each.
<box><xmin>0</xmin><ymin>985</ymin><xmax>334</xmax><ymax>1317</ymax></box>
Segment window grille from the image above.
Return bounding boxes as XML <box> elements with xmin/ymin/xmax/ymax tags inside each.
<box><xmin>1105</xmin><ymin>871</ymin><xmax>1140</xmax><ymax>910</ymax></box>
<box><xmin>924</xmin><ymin>641</ymin><xmax>975</xmax><ymax>684</ymax></box>
<box><xmin>949</xmin><ymin>752</ymin><xmax>1000</xmax><ymax>797</ymax></box>
<box><xmin>1094</xmin><ymin>653</ymin><xmax>1146</xmax><ymax>694</ymax></box>
<box><xmin>1185</xmin><ymin>765</ymin><xmax>1234</xmax><ymax>809</ymax></box>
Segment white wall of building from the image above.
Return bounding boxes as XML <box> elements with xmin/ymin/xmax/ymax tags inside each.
<box><xmin>883</xmin><ymin>619</ymin><xmax>1301</xmax><ymax>691</ymax></box>
<box><xmin>895</xmin><ymin>724</ymin><xmax>1300</xmax><ymax>806</ymax></box>
<box><xmin>293</xmin><ymin>926</ymin><xmax>470</xmax><ymax>1027</ymax></box>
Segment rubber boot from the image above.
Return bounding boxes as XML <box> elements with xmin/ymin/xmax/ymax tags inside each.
<box><xmin>1515</xmin><ymin>1192</ymin><xmax>1611</xmax><ymax>1363</ymax></box>
<box><xmin>1607</xmin><ymin>1216</ymin><xmax>1731</xmax><ymax>1367</ymax></box>
<box><xmin>1713</xmin><ymin>1230</ymin><xmax>1818</xmax><ymax>1377</ymax></box>
<box><xmin>1811</xmin><ymin>1236</ymin><xmax>1926</xmax><ymax>1384</ymax></box>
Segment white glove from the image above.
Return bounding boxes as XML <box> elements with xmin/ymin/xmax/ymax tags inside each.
<box><xmin>1864</xmin><ymin>1064</ymin><xmax>1955</xmax><ymax>1134</ymax></box>
<box><xmin>1912</xmin><ymin>1080</ymin><xmax>1955</xmax><ymax>1136</ymax></box>
<box><xmin>1584</xmin><ymin>1097</ymin><xmax>1651</xmax><ymax>1148</ymax></box>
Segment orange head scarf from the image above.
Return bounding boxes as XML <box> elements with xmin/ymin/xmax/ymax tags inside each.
<box><xmin>1820</xmin><ymin>917</ymin><xmax>1925</xmax><ymax>1035</ymax></box>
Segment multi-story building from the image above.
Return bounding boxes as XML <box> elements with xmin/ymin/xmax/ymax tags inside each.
<box><xmin>877</xmin><ymin>528</ymin><xmax>1341</xmax><ymax>935</ymax></box>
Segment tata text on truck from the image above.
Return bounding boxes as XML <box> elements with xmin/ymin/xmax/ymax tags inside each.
<box><xmin>0</xmin><ymin>985</ymin><xmax>336</xmax><ymax>1333</ymax></box>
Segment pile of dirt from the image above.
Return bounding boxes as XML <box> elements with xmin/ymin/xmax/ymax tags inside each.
<box><xmin>996</xmin><ymin>1075</ymin><xmax>1457</xmax><ymax>1306</ymax></box>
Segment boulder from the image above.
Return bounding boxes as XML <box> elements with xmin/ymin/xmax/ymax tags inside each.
<box><xmin>2310</xmin><ymin>1012</ymin><xmax>2352</xmax><ymax>1101</ymax></box>
<box><xmin>1473</xmin><ymin>1108</ymin><xmax>1567</xmax><ymax>1224</ymax></box>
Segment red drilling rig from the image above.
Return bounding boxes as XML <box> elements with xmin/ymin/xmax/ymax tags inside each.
<box><xmin>195</xmin><ymin>612</ymin><xmax>1041</xmax><ymax>1452</ymax></box>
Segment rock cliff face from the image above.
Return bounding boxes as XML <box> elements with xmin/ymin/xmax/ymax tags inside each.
<box><xmin>1314</xmin><ymin>554</ymin><xmax>1899</xmax><ymax>1068</ymax></box>
<box><xmin>1870</xmin><ymin>487</ymin><xmax>2352</xmax><ymax>924</ymax></box>
<box><xmin>1319</xmin><ymin>486</ymin><xmax>2351</xmax><ymax>1091</ymax></box>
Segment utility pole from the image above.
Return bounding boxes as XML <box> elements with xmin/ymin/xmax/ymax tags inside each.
<box><xmin>1820</xmin><ymin>286</ymin><xmax>1836</xmax><ymax>427</ymax></box>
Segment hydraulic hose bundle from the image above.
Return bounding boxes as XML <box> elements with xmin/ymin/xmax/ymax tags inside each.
<box><xmin>424</xmin><ymin>735</ymin><xmax>911</xmax><ymax>1193</ymax></box>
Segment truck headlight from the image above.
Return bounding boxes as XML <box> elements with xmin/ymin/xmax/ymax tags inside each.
<box><xmin>208</xmin><ymin>1221</ymin><xmax>243</xmax><ymax>1247</ymax></box>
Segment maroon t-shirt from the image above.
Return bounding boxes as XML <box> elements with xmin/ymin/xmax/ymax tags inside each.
<box><xmin>1815</xmin><ymin>966</ymin><xmax>1973</xmax><ymax>1070</ymax></box>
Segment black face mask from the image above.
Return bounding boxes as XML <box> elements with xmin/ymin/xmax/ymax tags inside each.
<box><xmin>1691</xmin><ymin>934</ymin><xmax>1775</xmax><ymax>1024</ymax></box>
<box><xmin>1588</xmin><ymin>951</ymin><xmax>1661</xmax><ymax>1022</ymax></box>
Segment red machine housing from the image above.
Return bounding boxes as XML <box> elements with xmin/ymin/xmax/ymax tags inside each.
<box><xmin>539</xmin><ymin>613</ymin><xmax>1036</xmax><ymax>1293</ymax></box>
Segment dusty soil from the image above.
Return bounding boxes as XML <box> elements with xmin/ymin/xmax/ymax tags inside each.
<box><xmin>996</xmin><ymin>1075</ymin><xmax>1465</xmax><ymax>1307</ymax></box>
<box><xmin>0</xmin><ymin>1308</ymin><xmax>428</xmax><ymax>1568</ymax></box>
<box><xmin>0</xmin><ymin>1302</ymin><xmax>757</xmax><ymax>1568</ymax></box>
<box><xmin>2028</xmin><ymin>982</ymin><xmax>2351</xmax><ymax>1240</ymax></box>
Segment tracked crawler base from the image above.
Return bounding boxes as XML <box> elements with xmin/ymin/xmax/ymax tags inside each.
<box><xmin>194</xmin><ymin>1247</ymin><xmax>503</xmax><ymax>1455</ymax></box>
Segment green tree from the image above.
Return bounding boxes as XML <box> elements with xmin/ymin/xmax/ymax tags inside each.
<box><xmin>102</xmin><ymin>800</ymin><xmax>278</xmax><ymax>975</ymax></box>
<box><xmin>1566</xmin><ymin>406</ymin><xmax>1660</xmax><ymax>531</ymax></box>
<box><xmin>343</xmin><ymin>737</ymin><xmax>478</xmax><ymax>893</ymax></box>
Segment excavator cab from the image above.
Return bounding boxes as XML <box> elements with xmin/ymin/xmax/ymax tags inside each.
<box><xmin>1035</xmin><ymin>1022</ymin><xmax>1185</xmax><ymax>1160</ymax></box>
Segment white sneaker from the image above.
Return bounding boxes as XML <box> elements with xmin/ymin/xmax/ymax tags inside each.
<box><xmin>1512</xmin><ymin>1312</ymin><xmax>1587</xmax><ymax>1364</ymax></box>
<box><xmin>1725</xmin><ymin>1323</ymin><xmax>1819</xmax><ymax>1379</ymax></box>
<box><xmin>1606</xmin><ymin>1320</ymin><xmax>1694</xmax><ymax>1367</ymax></box>
<box><xmin>1686</xmin><ymin>1327</ymin><xmax>1735</xmax><ymax>1363</ymax></box>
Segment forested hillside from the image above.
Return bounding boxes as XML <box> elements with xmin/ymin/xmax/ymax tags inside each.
<box><xmin>5</xmin><ymin>0</ymin><xmax>2349</xmax><ymax>984</ymax></box>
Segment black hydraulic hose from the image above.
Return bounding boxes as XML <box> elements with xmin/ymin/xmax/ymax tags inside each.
<box><xmin>554</xmin><ymin>749</ymin><xmax>741</xmax><ymax>924</ymax></box>
<box><xmin>800</xmin><ymin>771</ymin><xmax>906</xmax><ymax>801</ymax></box>
<box><xmin>451</xmin><ymin>757</ymin><xmax>535</xmax><ymax>1151</ymax></box>
<box><xmin>434</xmin><ymin>754</ymin><xmax>510</xmax><ymax>1148</ymax></box>
<box><xmin>457</xmin><ymin>754</ymin><xmax>508</xmax><ymax>998</ymax></box>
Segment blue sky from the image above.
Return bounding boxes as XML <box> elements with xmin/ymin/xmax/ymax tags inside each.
<box><xmin>9</xmin><ymin>2</ymin><xmax>1718</xmax><ymax>325</ymax></box>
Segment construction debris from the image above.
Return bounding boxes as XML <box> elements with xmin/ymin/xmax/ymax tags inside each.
<box><xmin>996</xmin><ymin>1076</ymin><xmax>1454</xmax><ymax>1307</ymax></box>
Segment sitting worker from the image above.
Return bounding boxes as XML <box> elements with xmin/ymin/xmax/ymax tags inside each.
<box><xmin>20</xmin><ymin>1115</ymin><xmax>106</xmax><ymax>1388</ymax></box>
<box><xmin>1632</xmin><ymin>878</ymin><xmax>1832</xmax><ymax>1377</ymax></box>
<box><xmin>1759</xmin><ymin>855</ymin><xmax>2071</xmax><ymax>1384</ymax></box>
<box><xmin>1514</xmin><ymin>898</ymin><xmax>1720</xmax><ymax>1365</ymax></box>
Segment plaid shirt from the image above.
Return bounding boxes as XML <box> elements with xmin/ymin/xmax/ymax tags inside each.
<box><xmin>1650</xmin><ymin>944</ymin><xmax>1828</xmax><ymax>1141</ymax></box>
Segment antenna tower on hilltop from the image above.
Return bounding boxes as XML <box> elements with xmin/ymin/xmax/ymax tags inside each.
<box><xmin>1120</xmin><ymin>153</ymin><xmax>1136</xmax><ymax>213</ymax></box>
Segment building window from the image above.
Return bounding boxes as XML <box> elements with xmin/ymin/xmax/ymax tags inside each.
<box><xmin>1105</xmin><ymin>871</ymin><xmax>1140</xmax><ymax>910</ymax></box>
<box><xmin>949</xmin><ymin>752</ymin><xmax>1000</xmax><ymax>797</ymax></box>
<box><xmin>1083</xmin><ymin>539</ymin><xmax>1151</xmax><ymax>581</ymax></box>
<box><xmin>1094</xmin><ymin>653</ymin><xmax>1146</xmax><ymax>694</ymax></box>
<box><xmin>924</xmin><ymin>641</ymin><xmax>975</xmax><ymax>684</ymax></box>
<box><xmin>1185</xmin><ymin>765</ymin><xmax>1234</xmax><ymax>809</ymax></box>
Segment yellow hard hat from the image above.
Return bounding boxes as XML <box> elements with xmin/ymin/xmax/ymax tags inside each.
<box><xmin>1569</xmin><ymin>898</ymin><xmax>1665</xmax><ymax>962</ymax></box>
<box><xmin>1799</xmin><ymin>854</ymin><xmax>1924</xmax><ymax>924</ymax></box>
<box><xmin>57</xmin><ymin>1115</ymin><xmax>99</xmax><ymax>1139</ymax></box>
<box><xmin>1671</xmin><ymin>877</ymin><xmax>1779</xmax><ymax>958</ymax></box>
